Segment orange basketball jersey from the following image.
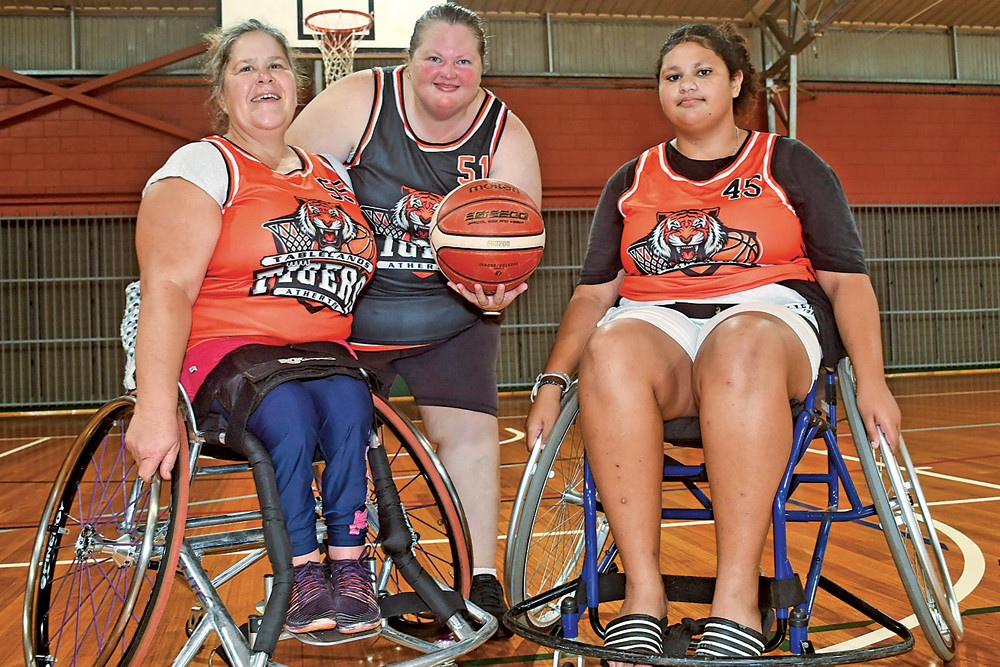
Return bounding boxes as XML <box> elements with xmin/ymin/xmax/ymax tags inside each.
<box><xmin>187</xmin><ymin>137</ymin><xmax>376</xmax><ymax>351</ymax></box>
<box><xmin>618</xmin><ymin>131</ymin><xmax>816</xmax><ymax>301</ymax></box>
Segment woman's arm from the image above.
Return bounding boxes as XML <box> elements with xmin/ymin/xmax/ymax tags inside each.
<box><xmin>489</xmin><ymin>112</ymin><xmax>542</xmax><ymax>206</ymax></box>
<box><xmin>816</xmin><ymin>269</ymin><xmax>901</xmax><ymax>450</ymax></box>
<box><xmin>467</xmin><ymin>112</ymin><xmax>541</xmax><ymax>311</ymax></box>
<box><xmin>125</xmin><ymin>178</ymin><xmax>222</xmax><ymax>482</ymax></box>
<box><xmin>286</xmin><ymin>70</ymin><xmax>376</xmax><ymax>163</ymax></box>
<box><xmin>454</xmin><ymin>111</ymin><xmax>544</xmax><ymax>313</ymax></box>
<box><xmin>524</xmin><ymin>274</ymin><xmax>623</xmax><ymax>449</ymax></box>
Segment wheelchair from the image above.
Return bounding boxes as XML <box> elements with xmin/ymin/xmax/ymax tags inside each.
<box><xmin>23</xmin><ymin>381</ymin><xmax>495</xmax><ymax>666</ymax></box>
<box><xmin>504</xmin><ymin>358</ymin><xmax>964</xmax><ymax>665</ymax></box>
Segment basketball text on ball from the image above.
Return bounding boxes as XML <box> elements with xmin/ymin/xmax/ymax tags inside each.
<box><xmin>429</xmin><ymin>178</ymin><xmax>545</xmax><ymax>294</ymax></box>
<box><xmin>468</xmin><ymin>181</ymin><xmax>520</xmax><ymax>194</ymax></box>
<box><xmin>464</xmin><ymin>210</ymin><xmax>529</xmax><ymax>221</ymax></box>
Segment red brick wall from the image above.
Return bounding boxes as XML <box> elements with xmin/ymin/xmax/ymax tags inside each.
<box><xmin>491</xmin><ymin>82</ymin><xmax>1000</xmax><ymax>207</ymax></box>
<box><xmin>0</xmin><ymin>80</ymin><xmax>209</xmax><ymax>217</ymax></box>
<box><xmin>2</xmin><ymin>78</ymin><xmax>998</xmax><ymax>216</ymax></box>
<box><xmin>794</xmin><ymin>86</ymin><xmax>1000</xmax><ymax>205</ymax></box>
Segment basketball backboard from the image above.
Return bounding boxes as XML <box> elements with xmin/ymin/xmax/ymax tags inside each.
<box><xmin>219</xmin><ymin>0</ymin><xmax>437</xmax><ymax>54</ymax></box>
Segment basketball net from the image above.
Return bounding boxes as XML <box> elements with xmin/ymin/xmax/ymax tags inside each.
<box><xmin>305</xmin><ymin>9</ymin><xmax>374</xmax><ymax>88</ymax></box>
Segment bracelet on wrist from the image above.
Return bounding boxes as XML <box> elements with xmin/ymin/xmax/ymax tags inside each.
<box><xmin>530</xmin><ymin>371</ymin><xmax>572</xmax><ymax>402</ymax></box>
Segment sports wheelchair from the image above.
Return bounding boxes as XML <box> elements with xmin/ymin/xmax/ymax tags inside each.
<box><xmin>504</xmin><ymin>358</ymin><xmax>964</xmax><ymax>665</ymax></box>
<box><xmin>23</xmin><ymin>375</ymin><xmax>495</xmax><ymax>665</ymax></box>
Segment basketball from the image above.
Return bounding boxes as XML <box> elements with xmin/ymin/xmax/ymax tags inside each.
<box><xmin>429</xmin><ymin>179</ymin><xmax>545</xmax><ymax>295</ymax></box>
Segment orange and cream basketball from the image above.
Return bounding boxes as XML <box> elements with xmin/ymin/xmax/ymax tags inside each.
<box><xmin>429</xmin><ymin>179</ymin><xmax>545</xmax><ymax>294</ymax></box>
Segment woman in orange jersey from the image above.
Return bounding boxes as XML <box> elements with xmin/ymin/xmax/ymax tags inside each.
<box><xmin>124</xmin><ymin>20</ymin><xmax>379</xmax><ymax>635</ymax></box>
<box><xmin>525</xmin><ymin>23</ymin><xmax>900</xmax><ymax>661</ymax></box>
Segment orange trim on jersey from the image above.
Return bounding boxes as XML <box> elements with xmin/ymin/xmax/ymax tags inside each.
<box><xmin>347</xmin><ymin>69</ymin><xmax>384</xmax><ymax>168</ymax></box>
<box><xmin>392</xmin><ymin>65</ymin><xmax>499</xmax><ymax>152</ymax></box>
<box><xmin>486</xmin><ymin>106</ymin><xmax>507</xmax><ymax>167</ymax></box>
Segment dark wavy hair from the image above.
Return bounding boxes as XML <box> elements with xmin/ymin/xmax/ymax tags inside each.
<box><xmin>656</xmin><ymin>23</ymin><xmax>759</xmax><ymax>117</ymax></box>
<box><xmin>202</xmin><ymin>19</ymin><xmax>305</xmax><ymax>133</ymax></box>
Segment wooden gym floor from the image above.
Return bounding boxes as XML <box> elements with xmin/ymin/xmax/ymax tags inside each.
<box><xmin>1</xmin><ymin>370</ymin><xmax>998</xmax><ymax>666</ymax></box>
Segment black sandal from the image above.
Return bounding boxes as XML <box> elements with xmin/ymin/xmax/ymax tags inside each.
<box><xmin>693</xmin><ymin>616</ymin><xmax>766</xmax><ymax>658</ymax></box>
<box><xmin>661</xmin><ymin>617</ymin><xmax>704</xmax><ymax>656</ymax></box>
<box><xmin>603</xmin><ymin>614</ymin><xmax>665</xmax><ymax>655</ymax></box>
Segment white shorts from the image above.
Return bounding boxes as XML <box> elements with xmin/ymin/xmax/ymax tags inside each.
<box><xmin>597</xmin><ymin>287</ymin><xmax>822</xmax><ymax>381</ymax></box>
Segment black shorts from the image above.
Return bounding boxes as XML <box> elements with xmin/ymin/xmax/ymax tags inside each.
<box><xmin>354</xmin><ymin>318</ymin><xmax>500</xmax><ymax>416</ymax></box>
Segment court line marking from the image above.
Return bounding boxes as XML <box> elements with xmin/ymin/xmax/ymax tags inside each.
<box><xmin>893</xmin><ymin>388</ymin><xmax>1000</xmax><ymax>399</ymax></box>
<box><xmin>0</xmin><ymin>438</ymin><xmax>50</xmax><ymax>459</ymax></box>
<box><xmin>929</xmin><ymin>495</ymin><xmax>1000</xmax><ymax>506</ymax></box>
<box><xmin>501</xmin><ymin>427</ymin><xmax>524</xmax><ymax>446</ymax></box>
<box><xmin>813</xmin><ymin>445</ymin><xmax>1000</xmax><ymax>492</ymax></box>
<box><xmin>819</xmin><ymin>518</ymin><xmax>983</xmax><ymax>653</ymax></box>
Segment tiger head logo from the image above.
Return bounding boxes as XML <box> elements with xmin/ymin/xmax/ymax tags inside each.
<box><xmin>389</xmin><ymin>186</ymin><xmax>443</xmax><ymax>242</ymax></box>
<box><xmin>652</xmin><ymin>207</ymin><xmax>726</xmax><ymax>264</ymax></box>
<box><xmin>626</xmin><ymin>207</ymin><xmax>759</xmax><ymax>275</ymax></box>
<box><xmin>297</xmin><ymin>197</ymin><xmax>359</xmax><ymax>249</ymax></box>
<box><xmin>293</xmin><ymin>197</ymin><xmax>375</xmax><ymax>261</ymax></box>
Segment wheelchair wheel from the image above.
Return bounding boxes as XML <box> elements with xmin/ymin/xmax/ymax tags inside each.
<box><xmin>838</xmin><ymin>360</ymin><xmax>962</xmax><ymax>661</ymax></box>
<box><xmin>23</xmin><ymin>396</ymin><xmax>188</xmax><ymax>667</ymax></box>
<box><xmin>505</xmin><ymin>385</ymin><xmax>610</xmax><ymax>629</ymax></box>
<box><xmin>370</xmin><ymin>396</ymin><xmax>473</xmax><ymax>600</ymax></box>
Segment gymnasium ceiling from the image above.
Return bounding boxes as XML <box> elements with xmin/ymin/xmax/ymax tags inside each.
<box><xmin>3</xmin><ymin>1</ymin><xmax>1000</xmax><ymax>31</ymax></box>
<box><xmin>464</xmin><ymin>1</ymin><xmax>1000</xmax><ymax>31</ymax></box>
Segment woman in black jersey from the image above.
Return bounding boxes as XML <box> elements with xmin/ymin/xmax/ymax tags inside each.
<box><xmin>525</xmin><ymin>23</ymin><xmax>900</xmax><ymax>661</ymax></box>
<box><xmin>288</xmin><ymin>3</ymin><xmax>541</xmax><ymax>635</ymax></box>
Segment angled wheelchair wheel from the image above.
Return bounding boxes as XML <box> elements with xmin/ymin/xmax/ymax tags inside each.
<box><xmin>505</xmin><ymin>385</ymin><xmax>610</xmax><ymax>629</ymax></box>
<box><xmin>370</xmin><ymin>396</ymin><xmax>473</xmax><ymax>602</ymax></box>
<box><xmin>23</xmin><ymin>396</ymin><xmax>188</xmax><ymax>667</ymax></box>
<box><xmin>838</xmin><ymin>359</ymin><xmax>962</xmax><ymax>661</ymax></box>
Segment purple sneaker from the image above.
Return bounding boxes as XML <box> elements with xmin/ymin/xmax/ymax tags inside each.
<box><xmin>329</xmin><ymin>549</ymin><xmax>381</xmax><ymax>633</ymax></box>
<box><xmin>285</xmin><ymin>561</ymin><xmax>337</xmax><ymax>633</ymax></box>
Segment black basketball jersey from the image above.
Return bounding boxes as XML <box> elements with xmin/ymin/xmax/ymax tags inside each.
<box><xmin>346</xmin><ymin>65</ymin><xmax>510</xmax><ymax>346</ymax></box>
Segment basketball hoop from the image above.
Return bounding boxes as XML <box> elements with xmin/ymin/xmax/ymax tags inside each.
<box><xmin>305</xmin><ymin>9</ymin><xmax>374</xmax><ymax>88</ymax></box>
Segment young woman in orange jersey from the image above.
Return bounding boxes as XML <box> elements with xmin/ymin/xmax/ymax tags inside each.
<box><xmin>524</xmin><ymin>23</ymin><xmax>900</xmax><ymax>661</ymax></box>
<box><xmin>288</xmin><ymin>3</ymin><xmax>542</xmax><ymax>633</ymax></box>
<box><xmin>125</xmin><ymin>20</ymin><xmax>380</xmax><ymax>635</ymax></box>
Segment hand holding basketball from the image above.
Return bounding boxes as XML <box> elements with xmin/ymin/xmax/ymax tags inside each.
<box><xmin>429</xmin><ymin>179</ymin><xmax>545</xmax><ymax>297</ymax></box>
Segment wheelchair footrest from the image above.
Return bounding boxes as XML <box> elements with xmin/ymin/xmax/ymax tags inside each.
<box><xmin>579</xmin><ymin>572</ymin><xmax>791</xmax><ymax>608</ymax></box>
<box><xmin>379</xmin><ymin>589</ymin><xmax>467</xmax><ymax>619</ymax></box>
<box><xmin>288</xmin><ymin>625</ymin><xmax>382</xmax><ymax>647</ymax></box>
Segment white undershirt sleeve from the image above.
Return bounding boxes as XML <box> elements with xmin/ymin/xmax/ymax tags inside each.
<box><xmin>142</xmin><ymin>142</ymin><xmax>228</xmax><ymax>207</ymax></box>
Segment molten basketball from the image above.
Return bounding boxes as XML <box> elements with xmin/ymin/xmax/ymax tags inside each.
<box><xmin>429</xmin><ymin>179</ymin><xmax>545</xmax><ymax>295</ymax></box>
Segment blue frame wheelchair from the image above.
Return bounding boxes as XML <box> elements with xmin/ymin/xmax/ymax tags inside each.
<box><xmin>504</xmin><ymin>358</ymin><xmax>963</xmax><ymax>665</ymax></box>
<box><xmin>23</xmin><ymin>386</ymin><xmax>496</xmax><ymax>667</ymax></box>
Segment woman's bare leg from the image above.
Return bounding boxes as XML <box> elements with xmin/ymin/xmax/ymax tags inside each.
<box><xmin>420</xmin><ymin>406</ymin><xmax>501</xmax><ymax>571</ymax></box>
<box><xmin>693</xmin><ymin>312</ymin><xmax>813</xmax><ymax>632</ymax></box>
<box><xmin>579</xmin><ymin>318</ymin><xmax>697</xmax><ymax>622</ymax></box>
